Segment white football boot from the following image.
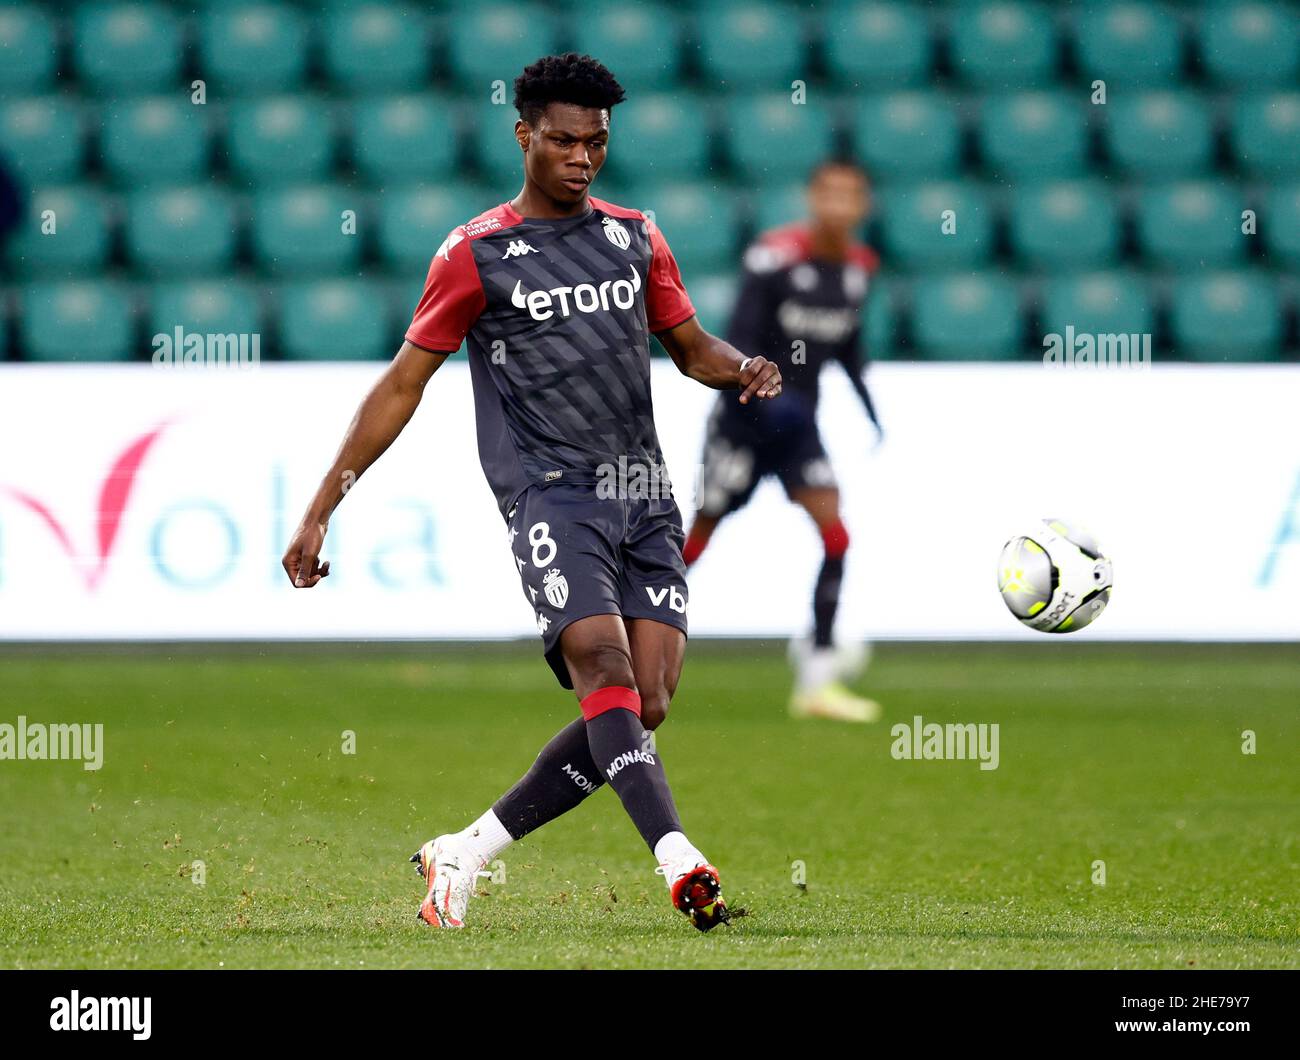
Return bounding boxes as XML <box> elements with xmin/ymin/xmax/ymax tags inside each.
<box><xmin>788</xmin><ymin>641</ymin><xmax>883</xmax><ymax>723</ymax></box>
<box><xmin>410</xmin><ymin>834</ymin><xmax>492</xmax><ymax>929</ymax></box>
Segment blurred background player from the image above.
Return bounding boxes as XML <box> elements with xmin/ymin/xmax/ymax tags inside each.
<box><xmin>682</xmin><ymin>158</ymin><xmax>883</xmax><ymax>723</ymax></box>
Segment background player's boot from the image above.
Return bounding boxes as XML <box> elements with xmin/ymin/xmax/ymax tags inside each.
<box><xmin>410</xmin><ymin>834</ymin><xmax>490</xmax><ymax>928</ymax></box>
<box><xmin>790</xmin><ymin>681</ymin><xmax>883</xmax><ymax>723</ymax></box>
<box><xmin>657</xmin><ymin>850</ymin><xmax>730</xmax><ymax>932</ymax></box>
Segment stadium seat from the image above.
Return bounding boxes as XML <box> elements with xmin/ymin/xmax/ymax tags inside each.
<box><xmin>126</xmin><ymin>186</ymin><xmax>237</xmax><ymax>276</ymax></box>
<box><xmin>1072</xmin><ymin>1</ymin><xmax>1182</xmax><ymax>86</ymax></box>
<box><xmin>979</xmin><ymin>91</ymin><xmax>1088</xmax><ymax>179</ymax></box>
<box><xmin>911</xmin><ymin>272</ymin><xmax>1022</xmax><ymax>359</ymax></box>
<box><xmin>1136</xmin><ymin>182</ymin><xmax>1244</xmax><ymax>266</ymax></box>
<box><xmin>352</xmin><ymin>95</ymin><xmax>459</xmax><ymax>185</ymax></box>
<box><xmin>252</xmin><ymin>185</ymin><xmax>362</xmax><ymax>276</ymax></box>
<box><xmin>1105</xmin><ymin>90</ymin><xmax>1213</xmax><ymax>178</ymax></box>
<box><xmin>852</xmin><ymin>93</ymin><xmax>961</xmax><ymax>179</ymax></box>
<box><xmin>228</xmin><ymin>96</ymin><xmax>333</xmax><ymax>185</ymax></box>
<box><xmin>0</xmin><ymin>97</ymin><xmax>84</xmax><ymax>183</ymax></box>
<box><xmin>626</xmin><ymin>182</ymin><xmax>741</xmax><ymax>272</ymax></box>
<box><xmin>864</xmin><ymin>274</ymin><xmax>896</xmax><ymax>358</ymax></box>
<box><xmin>447</xmin><ymin>4</ymin><xmax>559</xmax><ymax>88</ymax></box>
<box><xmin>950</xmin><ymin>1</ymin><xmax>1058</xmax><ymax>88</ymax></box>
<box><xmin>604</xmin><ymin>94</ymin><xmax>710</xmax><ymax>184</ymax></box>
<box><xmin>1262</xmin><ymin>183</ymin><xmax>1300</xmax><ymax>267</ymax></box>
<box><xmin>322</xmin><ymin>4</ymin><xmax>428</xmax><ymax>92</ymax></box>
<box><xmin>679</xmin><ymin>272</ymin><xmax>736</xmax><ymax>338</ymax></box>
<box><xmin>1040</xmin><ymin>271</ymin><xmax>1154</xmax><ymax>342</ymax></box>
<box><xmin>0</xmin><ymin>4</ymin><xmax>57</xmax><ymax>93</ymax></box>
<box><xmin>6</xmin><ymin>186</ymin><xmax>110</xmax><ymax>277</ymax></box>
<box><xmin>878</xmin><ymin>182</ymin><xmax>994</xmax><ymax>268</ymax></box>
<box><xmin>722</xmin><ymin>95</ymin><xmax>834</xmax><ymax>184</ymax></box>
<box><xmin>1200</xmin><ymin>1</ymin><xmax>1299</xmax><ymax>87</ymax></box>
<box><xmin>823</xmin><ymin>2</ymin><xmax>931</xmax><ymax>88</ymax></box>
<box><xmin>149</xmin><ymin>281</ymin><xmax>261</xmax><ymax>344</ymax></box>
<box><xmin>697</xmin><ymin>1</ymin><xmax>805</xmax><ymax>89</ymax></box>
<box><xmin>1231</xmin><ymin>93</ymin><xmax>1300</xmax><ymax>176</ymax></box>
<box><xmin>571</xmin><ymin>3</ymin><xmax>682</xmax><ymax>89</ymax></box>
<box><xmin>279</xmin><ymin>280</ymin><xmax>389</xmax><ymax>360</ymax></box>
<box><xmin>102</xmin><ymin>98</ymin><xmax>210</xmax><ymax>186</ymax></box>
<box><xmin>1011</xmin><ymin>181</ymin><xmax>1120</xmax><ymax>269</ymax></box>
<box><xmin>198</xmin><ymin>3</ymin><xmax>309</xmax><ymax>95</ymax></box>
<box><xmin>751</xmin><ymin>183</ymin><xmax>808</xmax><ymax>234</ymax></box>
<box><xmin>21</xmin><ymin>282</ymin><xmax>133</xmax><ymax>362</ymax></box>
<box><xmin>73</xmin><ymin>2</ymin><xmax>183</xmax><ymax>95</ymax></box>
<box><xmin>1171</xmin><ymin>272</ymin><xmax>1281</xmax><ymax>361</ymax></box>
<box><xmin>377</xmin><ymin>183</ymin><xmax>491</xmax><ymax>271</ymax></box>
<box><xmin>471</xmin><ymin>99</ymin><xmax>528</xmax><ymax>183</ymax></box>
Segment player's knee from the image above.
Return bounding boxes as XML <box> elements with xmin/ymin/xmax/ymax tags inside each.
<box><xmin>821</xmin><ymin>518</ymin><xmax>850</xmax><ymax>559</ymax></box>
<box><xmin>571</xmin><ymin>641</ymin><xmax>636</xmax><ymax>694</ymax></box>
<box><xmin>640</xmin><ymin>686</ymin><xmax>673</xmax><ymax>730</ymax></box>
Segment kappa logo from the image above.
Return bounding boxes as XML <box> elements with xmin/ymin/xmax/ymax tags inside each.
<box><xmin>510</xmin><ymin>266</ymin><xmax>641</xmax><ymax>322</ymax></box>
<box><xmin>436</xmin><ymin>228</ymin><xmax>464</xmax><ymax>261</ymax></box>
<box><xmin>542</xmin><ymin>567</ymin><xmax>569</xmax><ymax>609</ymax></box>
<box><xmin>602</xmin><ymin>216</ymin><xmax>631</xmax><ymax>250</ymax></box>
<box><xmin>645</xmin><ymin>584</ymin><xmax>687</xmax><ymax>614</ymax></box>
<box><xmin>501</xmin><ymin>239</ymin><xmax>538</xmax><ymax>260</ymax></box>
<box><xmin>536</xmin><ymin>612</ymin><xmax>551</xmax><ymax>634</ymax></box>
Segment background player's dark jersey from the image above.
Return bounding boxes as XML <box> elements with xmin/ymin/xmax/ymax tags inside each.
<box><xmin>406</xmin><ymin>197</ymin><xmax>696</xmax><ymax>515</ymax></box>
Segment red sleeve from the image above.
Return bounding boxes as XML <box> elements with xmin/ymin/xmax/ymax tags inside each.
<box><xmin>645</xmin><ymin>219</ymin><xmax>696</xmax><ymax>334</ymax></box>
<box><xmin>405</xmin><ymin>227</ymin><xmax>486</xmax><ymax>353</ymax></box>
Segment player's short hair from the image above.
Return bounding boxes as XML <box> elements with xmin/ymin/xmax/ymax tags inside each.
<box><xmin>513</xmin><ymin>53</ymin><xmax>627</xmax><ymax>127</ymax></box>
<box><xmin>808</xmin><ymin>156</ymin><xmax>871</xmax><ymax>187</ymax></box>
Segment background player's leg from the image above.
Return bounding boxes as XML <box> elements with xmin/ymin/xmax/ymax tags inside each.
<box><xmin>682</xmin><ymin>512</ymin><xmax>720</xmax><ymax>568</ymax></box>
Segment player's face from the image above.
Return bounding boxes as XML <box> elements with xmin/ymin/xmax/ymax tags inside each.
<box><xmin>519</xmin><ymin>103</ymin><xmax>610</xmax><ymax>205</ymax></box>
<box><xmin>807</xmin><ymin>167</ymin><xmax>870</xmax><ymax>237</ymax></box>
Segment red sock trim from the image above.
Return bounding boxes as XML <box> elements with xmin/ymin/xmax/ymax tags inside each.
<box><xmin>682</xmin><ymin>528</ymin><xmax>709</xmax><ymax>567</ymax></box>
<box><xmin>821</xmin><ymin>519</ymin><xmax>850</xmax><ymax>559</ymax></box>
<box><xmin>580</xmin><ymin>685</ymin><xmax>641</xmax><ymax>721</ymax></box>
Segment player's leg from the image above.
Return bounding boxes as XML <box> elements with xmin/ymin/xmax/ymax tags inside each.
<box><xmin>684</xmin><ymin>403</ymin><xmax>759</xmax><ymax>568</ymax></box>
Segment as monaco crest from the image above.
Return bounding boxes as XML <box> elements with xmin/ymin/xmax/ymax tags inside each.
<box><xmin>602</xmin><ymin>217</ymin><xmax>631</xmax><ymax>250</ymax></box>
<box><xmin>543</xmin><ymin>568</ymin><xmax>569</xmax><ymax>609</ymax></box>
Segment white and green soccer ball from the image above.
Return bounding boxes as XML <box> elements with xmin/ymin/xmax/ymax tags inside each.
<box><xmin>998</xmin><ymin>519</ymin><xmax>1113</xmax><ymax>633</ymax></box>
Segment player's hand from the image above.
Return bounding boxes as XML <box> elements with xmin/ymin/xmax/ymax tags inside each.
<box><xmin>737</xmin><ymin>356</ymin><xmax>782</xmax><ymax>404</ymax></box>
<box><xmin>282</xmin><ymin>518</ymin><xmax>331</xmax><ymax>588</ymax></box>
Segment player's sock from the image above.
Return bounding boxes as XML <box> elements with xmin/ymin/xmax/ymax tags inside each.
<box><xmin>581</xmin><ymin>686</ymin><xmax>682</xmax><ymax>852</ymax></box>
<box><xmin>813</xmin><ymin>518</ymin><xmax>850</xmax><ymax>649</ymax></box>
<box><xmin>490</xmin><ymin>718</ymin><xmax>605</xmax><ymax>841</ymax></box>
<box><xmin>682</xmin><ymin>524</ymin><xmax>711</xmax><ymax>567</ymax></box>
<box><xmin>454</xmin><ymin>808</ymin><xmax>514</xmax><ymax>868</ymax></box>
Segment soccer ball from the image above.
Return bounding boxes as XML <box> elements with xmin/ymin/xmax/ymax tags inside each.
<box><xmin>997</xmin><ymin>518</ymin><xmax>1113</xmax><ymax>633</ymax></box>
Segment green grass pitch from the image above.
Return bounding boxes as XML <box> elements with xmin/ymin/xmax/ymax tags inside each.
<box><xmin>0</xmin><ymin>641</ymin><xmax>1294</xmax><ymax>969</ymax></box>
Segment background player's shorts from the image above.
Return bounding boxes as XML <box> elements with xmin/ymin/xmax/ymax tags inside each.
<box><xmin>696</xmin><ymin>402</ymin><xmax>838</xmax><ymax>519</ymax></box>
<box><xmin>505</xmin><ymin>483</ymin><xmax>690</xmax><ymax>689</ymax></box>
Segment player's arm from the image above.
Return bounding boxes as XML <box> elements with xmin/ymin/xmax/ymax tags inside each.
<box><xmin>282</xmin><ymin>342</ymin><xmax>449</xmax><ymax>587</ymax></box>
<box><xmin>836</xmin><ymin>331</ymin><xmax>883</xmax><ymax>439</ymax></box>
<box><xmin>656</xmin><ymin>315</ymin><xmax>782</xmax><ymax>404</ymax></box>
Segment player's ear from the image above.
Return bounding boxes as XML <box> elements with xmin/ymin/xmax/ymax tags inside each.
<box><xmin>515</xmin><ymin>118</ymin><xmax>530</xmax><ymax>153</ymax></box>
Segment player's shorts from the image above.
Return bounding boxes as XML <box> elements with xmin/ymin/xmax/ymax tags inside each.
<box><xmin>696</xmin><ymin>400</ymin><xmax>838</xmax><ymax>519</ymax></box>
<box><xmin>505</xmin><ymin>483</ymin><xmax>690</xmax><ymax>689</ymax></box>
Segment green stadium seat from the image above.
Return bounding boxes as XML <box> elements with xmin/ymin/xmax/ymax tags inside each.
<box><xmin>571</xmin><ymin>3</ymin><xmax>682</xmax><ymax>89</ymax></box>
<box><xmin>1137</xmin><ymin>182</ymin><xmax>1244</xmax><ymax>266</ymax></box>
<box><xmin>1262</xmin><ymin>183</ymin><xmax>1300</xmax><ymax>266</ymax></box>
<box><xmin>73</xmin><ymin>2</ymin><xmax>183</xmax><ymax>95</ymax></box>
<box><xmin>1231</xmin><ymin>93</ymin><xmax>1300</xmax><ymax>176</ymax></box>
<box><xmin>1073</xmin><ymin>1</ymin><xmax>1181</xmax><ymax>86</ymax></box>
<box><xmin>878</xmin><ymin>182</ymin><xmax>994</xmax><ymax>268</ymax></box>
<box><xmin>0</xmin><ymin>4</ymin><xmax>57</xmax><ymax>93</ymax></box>
<box><xmin>352</xmin><ymin>95</ymin><xmax>458</xmax><ymax>185</ymax></box>
<box><xmin>1171</xmin><ymin>272</ymin><xmax>1281</xmax><ymax>361</ymax></box>
<box><xmin>979</xmin><ymin>91</ymin><xmax>1087</xmax><ymax>178</ymax></box>
<box><xmin>126</xmin><ymin>186</ymin><xmax>237</xmax><ymax>276</ymax></box>
<box><xmin>679</xmin><ymin>273</ymin><xmax>735</xmax><ymax>337</ymax></box>
<box><xmin>824</xmin><ymin>2</ymin><xmax>930</xmax><ymax>88</ymax></box>
<box><xmin>199</xmin><ymin>3</ymin><xmax>308</xmax><ymax>95</ymax></box>
<box><xmin>1200</xmin><ymin>1</ymin><xmax>1299</xmax><ymax>87</ymax></box>
<box><xmin>0</xmin><ymin>97</ymin><xmax>84</xmax><ymax>183</ymax></box>
<box><xmin>1040</xmin><ymin>271</ymin><xmax>1154</xmax><ymax>342</ymax></box>
<box><xmin>377</xmin><ymin>183</ymin><xmax>489</xmax><ymax>271</ymax></box>
<box><xmin>912</xmin><ymin>272</ymin><xmax>1021</xmax><ymax>359</ymax></box>
<box><xmin>21</xmin><ymin>282</ymin><xmax>133</xmax><ymax>362</ymax></box>
<box><xmin>252</xmin><ymin>185</ymin><xmax>362</xmax><ymax>276</ymax></box>
<box><xmin>228</xmin><ymin>96</ymin><xmax>333</xmax><ymax>185</ymax></box>
<box><xmin>1106</xmin><ymin>90</ymin><xmax>1213</xmax><ymax>177</ymax></box>
<box><xmin>323</xmin><ymin>4</ymin><xmax>428</xmax><ymax>92</ymax></box>
<box><xmin>1011</xmin><ymin>181</ymin><xmax>1120</xmax><ymax>269</ymax></box>
<box><xmin>0</xmin><ymin>301</ymin><xmax>8</xmax><ymax>360</ymax></box>
<box><xmin>864</xmin><ymin>274</ymin><xmax>896</xmax><ymax>359</ymax></box>
<box><xmin>102</xmin><ymin>98</ymin><xmax>210</xmax><ymax>186</ymax></box>
<box><xmin>150</xmin><ymin>281</ymin><xmax>261</xmax><ymax>343</ymax></box>
<box><xmin>626</xmin><ymin>183</ymin><xmax>741</xmax><ymax>272</ymax></box>
<box><xmin>752</xmin><ymin>183</ymin><xmax>807</xmax><ymax>233</ymax></box>
<box><xmin>853</xmin><ymin>93</ymin><xmax>961</xmax><ymax>179</ymax></box>
<box><xmin>471</xmin><ymin>99</ymin><xmax>528</xmax><ymax>184</ymax></box>
<box><xmin>951</xmin><ymin>1</ymin><xmax>1057</xmax><ymax>88</ymax></box>
<box><xmin>6</xmin><ymin>186</ymin><xmax>110</xmax><ymax>277</ymax></box>
<box><xmin>697</xmin><ymin>1</ymin><xmax>805</xmax><ymax>89</ymax></box>
<box><xmin>722</xmin><ymin>95</ymin><xmax>834</xmax><ymax>184</ymax></box>
<box><xmin>280</xmin><ymin>280</ymin><xmax>389</xmax><ymax>360</ymax></box>
<box><xmin>604</xmin><ymin>93</ymin><xmax>709</xmax><ymax>184</ymax></box>
<box><xmin>447</xmin><ymin>5</ymin><xmax>558</xmax><ymax>88</ymax></box>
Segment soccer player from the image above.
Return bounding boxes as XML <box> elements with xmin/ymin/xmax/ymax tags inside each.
<box><xmin>281</xmin><ymin>55</ymin><xmax>782</xmax><ymax>931</ymax></box>
<box><xmin>682</xmin><ymin>159</ymin><xmax>884</xmax><ymax>723</ymax></box>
